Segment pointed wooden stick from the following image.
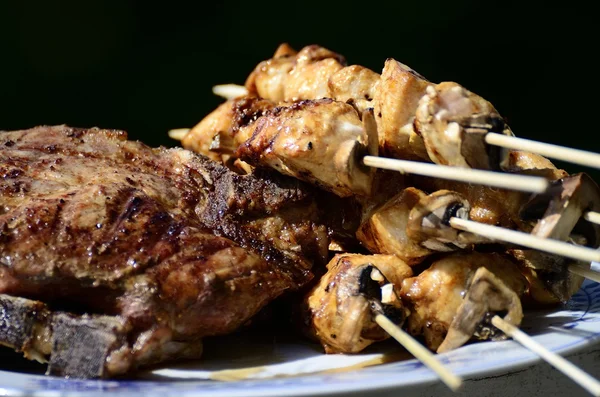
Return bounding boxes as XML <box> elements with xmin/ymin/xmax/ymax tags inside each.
<box><xmin>491</xmin><ymin>316</ymin><xmax>600</xmax><ymax>397</ymax></box>
<box><xmin>363</xmin><ymin>156</ymin><xmax>549</xmax><ymax>194</ymax></box>
<box><xmin>374</xmin><ymin>314</ymin><xmax>462</xmax><ymax>391</ymax></box>
<box><xmin>486</xmin><ymin>133</ymin><xmax>600</xmax><ymax>171</ymax></box>
<box><xmin>569</xmin><ymin>263</ymin><xmax>600</xmax><ymax>283</ymax></box>
<box><xmin>212</xmin><ymin>84</ymin><xmax>249</xmax><ymax>100</ymax></box>
<box><xmin>168</xmin><ymin>128</ymin><xmax>190</xmax><ymax>141</ymax></box>
<box><xmin>583</xmin><ymin>211</ymin><xmax>600</xmax><ymax>226</ymax></box>
<box><xmin>449</xmin><ymin>218</ymin><xmax>600</xmax><ymax>263</ymax></box>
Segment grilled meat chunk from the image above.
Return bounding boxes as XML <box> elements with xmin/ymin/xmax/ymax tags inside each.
<box><xmin>181</xmin><ymin>96</ymin><xmax>275</xmax><ymax>162</ymax></box>
<box><xmin>374</xmin><ymin>58</ymin><xmax>430</xmax><ymax>160</ymax></box>
<box><xmin>236</xmin><ymin>98</ymin><xmax>378</xmax><ymax>197</ymax></box>
<box><xmin>0</xmin><ymin>125</ymin><xmax>329</xmax><ymax>378</ymax></box>
<box><xmin>245</xmin><ymin>44</ymin><xmax>346</xmax><ymax>102</ymax></box>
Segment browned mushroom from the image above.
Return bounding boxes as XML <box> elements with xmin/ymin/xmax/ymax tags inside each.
<box><xmin>437</xmin><ymin>267</ymin><xmax>524</xmax><ymax>353</ymax></box>
<box><xmin>304</xmin><ymin>254</ymin><xmax>412</xmax><ymax>353</ymax></box>
<box><xmin>407</xmin><ymin>190</ymin><xmax>489</xmax><ymax>252</ymax></box>
<box><xmin>512</xmin><ymin>173</ymin><xmax>600</xmax><ymax>304</ymax></box>
<box><xmin>414</xmin><ymin>82</ymin><xmax>512</xmax><ymax>170</ymax></box>
<box><xmin>400</xmin><ymin>252</ymin><xmax>527</xmax><ymax>352</ymax></box>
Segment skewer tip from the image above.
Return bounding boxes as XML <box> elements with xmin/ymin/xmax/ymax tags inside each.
<box><xmin>374</xmin><ymin>314</ymin><xmax>462</xmax><ymax>391</ymax></box>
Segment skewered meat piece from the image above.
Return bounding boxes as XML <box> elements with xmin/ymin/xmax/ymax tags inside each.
<box><xmin>246</xmin><ymin>44</ymin><xmax>346</xmax><ymax>102</ymax></box>
<box><xmin>0</xmin><ymin>125</ymin><xmax>330</xmax><ymax>378</ymax></box>
<box><xmin>236</xmin><ymin>98</ymin><xmax>378</xmax><ymax>197</ymax></box>
<box><xmin>182</xmin><ymin>96</ymin><xmax>377</xmax><ymax>197</ymax></box>
<box><xmin>414</xmin><ymin>82</ymin><xmax>513</xmax><ymax>169</ymax></box>
<box><xmin>357</xmin><ymin>188</ymin><xmax>487</xmax><ymax>265</ymax></box>
<box><xmin>356</xmin><ymin>187</ymin><xmax>434</xmax><ymax>265</ymax></box>
<box><xmin>181</xmin><ymin>96</ymin><xmax>275</xmax><ymax>163</ymax></box>
<box><xmin>328</xmin><ymin>64</ymin><xmax>380</xmax><ymax>114</ymax></box>
<box><xmin>374</xmin><ymin>58</ymin><xmax>431</xmax><ymax>160</ymax></box>
<box><xmin>511</xmin><ymin>173</ymin><xmax>600</xmax><ymax>304</ymax></box>
<box><xmin>400</xmin><ymin>252</ymin><xmax>526</xmax><ymax>352</ymax></box>
<box><xmin>304</xmin><ymin>254</ymin><xmax>412</xmax><ymax>353</ymax></box>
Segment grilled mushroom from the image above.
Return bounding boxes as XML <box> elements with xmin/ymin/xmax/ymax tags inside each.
<box><xmin>407</xmin><ymin>190</ymin><xmax>488</xmax><ymax>252</ymax></box>
<box><xmin>414</xmin><ymin>82</ymin><xmax>512</xmax><ymax>170</ymax></box>
<box><xmin>304</xmin><ymin>254</ymin><xmax>412</xmax><ymax>354</ymax></box>
<box><xmin>513</xmin><ymin>173</ymin><xmax>600</xmax><ymax>303</ymax></box>
<box><xmin>401</xmin><ymin>252</ymin><xmax>526</xmax><ymax>352</ymax></box>
<box><xmin>437</xmin><ymin>267</ymin><xmax>524</xmax><ymax>353</ymax></box>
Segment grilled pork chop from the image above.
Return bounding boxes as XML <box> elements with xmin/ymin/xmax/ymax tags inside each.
<box><xmin>0</xmin><ymin>125</ymin><xmax>329</xmax><ymax>378</ymax></box>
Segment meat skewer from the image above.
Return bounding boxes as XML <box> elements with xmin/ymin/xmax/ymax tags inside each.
<box><xmin>213</xmin><ymin>45</ymin><xmax>600</xmax><ymax>172</ymax></box>
<box><xmin>303</xmin><ymin>253</ymin><xmax>462</xmax><ymax>390</ymax></box>
<box><xmin>172</xmin><ymin>44</ymin><xmax>600</xmax><ymax>390</ymax></box>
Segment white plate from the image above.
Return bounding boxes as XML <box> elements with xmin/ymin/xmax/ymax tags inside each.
<box><xmin>1</xmin><ymin>279</ymin><xmax>599</xmax><ymax>397</ymax></box>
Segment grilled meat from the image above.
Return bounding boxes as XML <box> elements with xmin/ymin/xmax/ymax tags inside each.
<box><xmin>182</xmin><ymin>97</ymin><xmax>378</xmax><ymax>198</ymax></box>
<box><xmin>0</xmin><ymin>125</ymin><xmax>329</xmax><ymax>378</ymax></box>
<box><xmin>236</xmin><ymin>98</ymin><xmax>378</xmax><ymax>197</ymax></box>
<box><xmin>246</xmin><ymin>44</ymin><xmax>346</xmax><ymax>102</ymax></box>
<box><xmin>374</xmin><ymin>58</ymin><xmax>430</xmax><ymax>160</ymax></box>
<box><xmin>181</xmin><ymin>96</ymin><xmax>275</xmax><ymax>162</ymax></box>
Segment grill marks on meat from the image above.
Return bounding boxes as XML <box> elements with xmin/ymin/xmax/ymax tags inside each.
<box><xmin>0</xmin><ymin>125</ymin><xmax>329</xmax><ymax>377</ymax></box>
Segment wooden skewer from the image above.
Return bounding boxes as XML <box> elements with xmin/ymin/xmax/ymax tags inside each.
<box><xmin>449</xmin><ymin>218</ymin><xmax>600</xmax><ymax>263</ymax></box>
<box><xmin>491</xmin><ymin>316</ymin><xmax>600</xmax><ymax>396</ymax></box>
<box><xmin>212</xmin><ymin>84</ymin><xmax>249</xmax><ymax>100</ymax></box>
<box><xmin>168</xmin><ymin>128</ymin><xmax>190</xmax><ymax>141</ymax></box>
<box><xmin>374</xmin><ymin>314</ymin><xmax>462</xmax><ymax>391</ymax></box>
<box><xmin>363</xmin><ymin>156</ymin><xmax>549</xmax><ymax>194</ymax></box>
<box><xmin>569</xmin><ymin>263</ymin><xmax>600</xmax><ymax>283</ymax></box>
<box><xmin>486</xmin><ymin>133</ymin><xmax>600</xmax><ymax>171</ymax></box>
<box><xmin>584</xmin><ymin>211</ymin><xmax>600</xmax><ymax>226</ymax></box>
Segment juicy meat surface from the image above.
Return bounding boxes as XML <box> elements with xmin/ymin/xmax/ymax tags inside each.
<box><xmin>245</xmin><ymin>44</ymin><xmax>346</xmax><ymax>102</ymax></box>
<box><xmin>374</xmin><ymin>58</ymin><xmax>430</xmax><ymax>160</ymax></box>
<box><xmin>181</xmin><ymin>96</ymin><xmax>275</xmax><ymax>162</ymax></box>
<box><xmin>236</xmin><ymin>98</ymin><xmax>377</xmax><ymax>197</ymax></box>
<box><xmin>0</xmin><ymin>125</ymin><xmax>329</xmax><ymax>377</ymax></box>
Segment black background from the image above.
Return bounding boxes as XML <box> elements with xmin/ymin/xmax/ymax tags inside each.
<box><xmin>0</xmin><ymin>1</ymin><xmax>596</xmax><ymax>176</ymax></box>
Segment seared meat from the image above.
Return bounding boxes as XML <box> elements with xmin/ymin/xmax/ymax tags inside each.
<box><xmin>374</xmin><ymin>58</ymin><xmax>430</xmax><ymax>160</ymax></box>
<box><xmin>236</xmin><ymin>98</ymin><xmax>378</xmax><ymax>197</ymax></box>
<box><xmin>0</xmin><ymin>125</ymin><xmax>329</xmax><ymax>378</ymax></box>
<box><xmin>181</xmin><ymin>96</ymin><xmax>275</xmax><ymax>162</ymax></box>
<box><xmin>183</xmin><ymin>96</ymin><xmax>378</xmax><ymax>197</ymax></box>
<box><xmin>304</xmin><ymin>254</ymin><xmax>411</xmax><ymax>353</ymax></box>
<box><xmin>246</xmin><ymin>44</ymin><xmax>346</xmax><ymax>102</ymax></box>
<box><xmin>328</xmin><ymin>65</ymin><xmax>380</xmax><ymax>114</ymax></box>
<box><xmin>357</xmin><ymin>188</ymin><xmax>434</xmax><ymax>265</ymax></box>
<box><xmin>400</xmin><ymin>252</ymin><xmax>526</xmax><ymax>352</ymax></box>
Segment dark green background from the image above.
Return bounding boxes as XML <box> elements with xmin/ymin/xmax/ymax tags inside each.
<box><xmin>0</xmin><ymin>1</ymin><xmax>596</xmax><ymax>175</ymax></box>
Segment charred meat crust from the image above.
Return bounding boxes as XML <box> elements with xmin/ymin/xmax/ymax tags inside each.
<box><xmin>0</xmin><ymin>125</ymin><xmax>331</xmax><ymax>377</ymax></box>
